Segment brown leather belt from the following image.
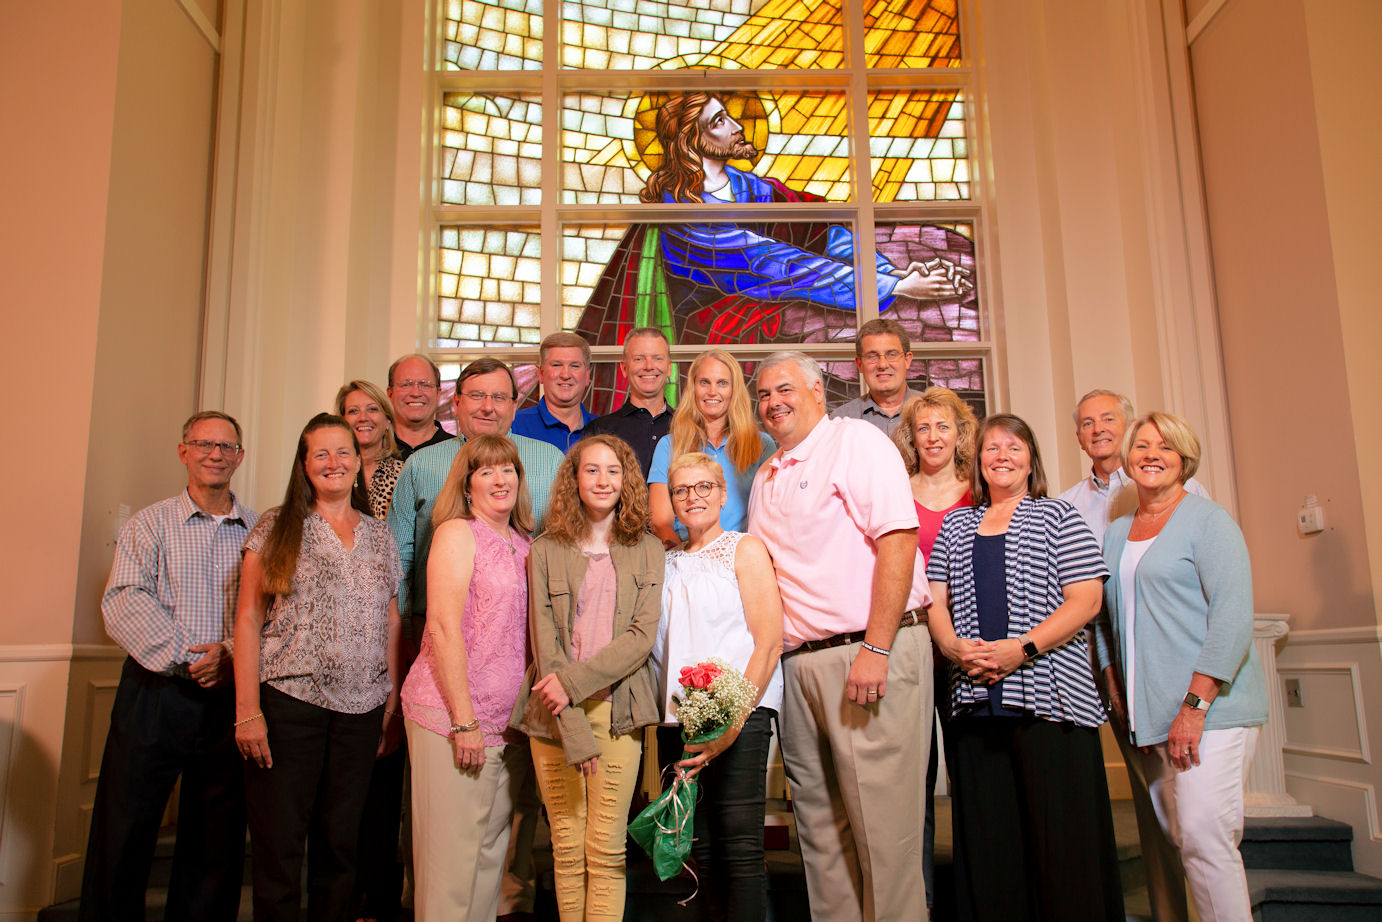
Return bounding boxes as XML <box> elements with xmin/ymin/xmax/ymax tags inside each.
<box><xmin>783</xmin><ymin>607</ymin><xmax>928</xmax><ymax>660</ymax></box>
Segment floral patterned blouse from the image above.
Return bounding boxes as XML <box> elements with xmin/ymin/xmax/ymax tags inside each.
<box><xmin>245</xmin><ymin>507</ymin><xmax>401</xmax><ymax>714</ymax></box>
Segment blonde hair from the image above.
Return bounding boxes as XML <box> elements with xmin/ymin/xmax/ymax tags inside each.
<box><xmin>1123</xmin><ymin>412</ymin><xmax>1200</xmax><ymax>483</ymax></box>
<box><xmin>431</xmin><ymin>435</ymin><xmax>534</xmax><ymax>535</ymax></box>
<box><xmin>334</xmin><ymin>379</ymin><xmax>401</xmax><ymax>460</ymax></box>
<box><xmin>667</xmin><ymin>451</ymin><xmax>727</xmax><ymax>491</ymax></box>
<box><xmin>669</xmin><ymin>349</ymin><xmax>762</xmax><ymax>473</ymax></box>
<box><xmin>543</xmin><ymin>435</ymin><xmax>651</xmax><ymax>547</ymax></box>
<box><xmin>893</xmin><ymin>387</ymin><xmax>978</xmax><ymax>480</ymax></box>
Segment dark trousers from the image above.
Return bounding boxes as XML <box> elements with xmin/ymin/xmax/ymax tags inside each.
<box><xmin>352</xmin><ymin>741</ymin><xmax>406</xmax><ymax>921</ymax></box>
<box><xmin>659</xmin><ymin>707</ymin><xmax>775</xmax><ymax>922</ymax></box>
<box><xmin>244</xmin><ymin>684</ymin><xmax>381</xmax><ymax>922</ymax></box>
<box><xmin>79</xmin><ymin>656</ymin><xmax>245</xmax><ymax>922</ymax></box>
<box><xmin>947</xmin><ymin>715</ymin><xmax>1125</xmax><ymax>922</ymax></box>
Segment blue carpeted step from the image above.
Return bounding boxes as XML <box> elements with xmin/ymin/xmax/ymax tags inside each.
<box><xmin>1241</xmin><ymin>816</ymin><xmax>1354</xmax><ymax>872</ymax></box>
<box><xmin>1249</xmin><ymin>867</ymin><xmax>1382</xmax><ymax>922</ymax></box>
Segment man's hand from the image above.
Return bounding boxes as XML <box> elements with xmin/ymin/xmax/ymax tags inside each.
<box><xmin>846</xmin><ymin>647</ymin><xmax>890</xmax><ymax>706</ymax></box>
<box><xmin>188</xmin><ymin>642</ymin><xmax>231</xmax><ymax>688</ymax></box>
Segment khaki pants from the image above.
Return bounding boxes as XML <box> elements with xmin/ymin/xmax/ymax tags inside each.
<box><xmin>406</xmin><ymin>720</ymin><xmax>522</xmax><ymax>922</ymax></box>
<box><xmin>780</xmin><ymin>625</ymin><xmax>933</xmax><ymax>922</ymax></box>
<box><xmin>530</xmin><ymin>700</ymin><xmax>643</xmax><ymax>922</ymax></box>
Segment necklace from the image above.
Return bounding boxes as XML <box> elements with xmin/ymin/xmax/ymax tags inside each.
<box><xmin>1137</xmin><ymin>492</ymin><xmax>1185</xmax><ymax>522</ymax></box>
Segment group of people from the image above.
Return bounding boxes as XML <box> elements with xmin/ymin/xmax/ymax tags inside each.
<box><xmin>82</xmin><ymin>317</ymin><xmax>1267</xmax><ymax>922</ymax></box>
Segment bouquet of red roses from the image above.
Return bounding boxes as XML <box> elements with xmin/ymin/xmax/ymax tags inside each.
<box><xmin>629</xmin><ymin>658</ymin><xmax>758</xmax><ymax>884</ymax></box>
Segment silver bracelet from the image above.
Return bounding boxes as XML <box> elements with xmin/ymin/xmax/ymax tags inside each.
<box><xmin>449</xmin><ymin>718</ymin><xmax>480</xmax><ymax>735</ymax></box>
<box><xmin>861</xmin><ymin>641</ymin><xmax>890</xmax><ymax>657</ymax></box>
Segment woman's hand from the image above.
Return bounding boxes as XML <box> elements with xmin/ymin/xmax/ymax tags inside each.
<box><xmin>236</xmin><ymin>714</ymin><xmax>272</xmax><ymax>769</ymax></box>
<box><xmin>677</xmin><ymin>722</ymin><xmax>742</xmax><ymax>779</ymax></box>
<box><xmin>939</xmin><ymin>634</ymin><xmax>984</xmax><ymax>666</ymax></box>
<box><xmin>378</xmin><ymin>709</ymin><xmax>404</xmax><ymax>758</ymax></box>
<box><xmin>533</xmin><ymin>673</ymin><xmax>571</xmax><ymax>716</ymax></box>
<box><xmin>955</xmin><ymin>639</ymin><xmax>1022</xmax><ymax>684</ymax></box>
<box><xmin>575</xmin><ymin>755</ymin><xmax>599</xmax><ymax>777</ymax></box>
<box><xmin>1102</xmin><ymin>667</ymin><xmax>1129</xmax><ymax>739</ymax></box>
<box><xmin>452</xmin><ymin>727</ymin><xmax>486</xmax><ymax>776</ymax></box>
<box><xmin>1166</xmin><ymin>707</ymin><xmax>1206</xmax><ymax>772</ymax></box>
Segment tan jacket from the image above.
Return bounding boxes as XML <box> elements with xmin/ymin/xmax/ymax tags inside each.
<box><xmin>510</xmin><ymin>532</ymin><xmax>664</xmax><ymax>764</ymax></box>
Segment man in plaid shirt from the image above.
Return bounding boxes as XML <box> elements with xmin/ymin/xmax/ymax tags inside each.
<box><xmin>80</xmin><ymin>411</ymin><xmax>258</xmax><ymax>922</ymax></box>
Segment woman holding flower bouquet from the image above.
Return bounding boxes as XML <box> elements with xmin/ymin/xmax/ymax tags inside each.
<box><xmin>652</xmin><ymin>451</ymin><xmax>784</xmax><ymax>921</ymax></box>
<box><xmin>512</xmin><ymin>434</ymin><xmax>664</xmax><ymax>922</ymax></box>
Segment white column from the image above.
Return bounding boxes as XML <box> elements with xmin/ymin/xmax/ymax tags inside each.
<box><xmin>1244</xmin><ymin>612</ymin><xmax>1313</xmax><ymax>817</ymax></box>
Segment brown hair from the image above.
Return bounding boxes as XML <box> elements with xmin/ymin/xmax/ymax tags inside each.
<box><xmin>669</xmin><ymin>349</ymin><xmax>763</xmax><ymax>473</ymax></box>
<box><xmin>856</xmin><ymin>317</ymin><xmax>912</xmax><ymax>357</ymax></box>
<box><xmin>259</xmin><ymin>414</ymin><xmax>370</xmax><ymax>596</ymax></box>
<box><xmin>538</xmin><ymin>331</ymin><xmax>592</xmax><ymax>366</ymax></box>
<box><xmin>893</xmin><ymin>387</ymin><xmax>978</xmax><ymax>480</ymax></box>
<box><xmin>457</xmin><ymin>356</ymin><xmax>519</xmax><ymax>398</ymax></box>
<box><xmin>431</xmin><ymin>434</ymin><xmax>534</xmax><ymax>534</ymax></box>
<box><xmin>971</xmin><ymin>413</ymin><xmax>1049</xmax><ymax>505</ymax></box>
<box><xmin>543</xmin><ymin>435</ymin><xmax>650</xmax><ymax>547</ymax></box>
<box><xmin>640</xmin><ymin>92</ymin><xmax>712</xmax><ymax>204</ymax></box>
<box><xmin>334</xmin><ymin>379</ymin><xmax>401</xmax><ymax>460</ymax></box>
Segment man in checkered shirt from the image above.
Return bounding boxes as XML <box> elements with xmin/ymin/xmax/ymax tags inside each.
<box><xmin>80</xmin><ymin>411</ymin><xmax>258</xmax><ymax>922</ymax></box>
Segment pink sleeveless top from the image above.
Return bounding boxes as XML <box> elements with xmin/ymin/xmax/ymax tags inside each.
<box><xmin>401</xmin><ymin>519</ymin><xmax>530</xmax><ymax>746</ymax></box>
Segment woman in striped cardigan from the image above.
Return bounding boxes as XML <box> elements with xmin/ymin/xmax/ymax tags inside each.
<box><xmin>926</xmin><ymin>413</ymin><xmax>1124</xmax><ymax>922</ymax></box>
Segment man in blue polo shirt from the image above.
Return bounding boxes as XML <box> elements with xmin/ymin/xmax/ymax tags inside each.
<box><xmin>510</xmin><ymin>332</ymin><xmax>596</xmax><ymax>453</ymax></box>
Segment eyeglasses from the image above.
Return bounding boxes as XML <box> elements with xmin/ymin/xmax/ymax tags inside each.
<box><xmin>460</xmin><ymin>390</ymin><xmax>514</xmax><ymax>405</ymax></box>
<box><xmin>395</xmin><ymin>379</ymin><xmax>438</xmax><ymax>391</ymax></box>
<box><xmin>670</xmin><ymin>481</ymin><xmax>718</xmax><ymax>502</ymax></box>
<box><xmin>183</xmin><ymin>439</ymin><xmax>242</xmax><ymax>456</ymax></box>
<box><xmin>862</xmin><ymin>350</ymin><xmax>906</xmax><ymax>366</ymax></box>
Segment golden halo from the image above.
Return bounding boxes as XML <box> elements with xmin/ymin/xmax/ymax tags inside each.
<box><xmin>624</xmin><ymin>90</ymin><xmax>777</xmax><ymax>178</ymax></box>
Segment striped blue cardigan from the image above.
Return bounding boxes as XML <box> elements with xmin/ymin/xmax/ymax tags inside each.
<box><xmin>927</xmin><ymin>495</ymin><xmax>1109</xmax><ymax>728</ymax></box>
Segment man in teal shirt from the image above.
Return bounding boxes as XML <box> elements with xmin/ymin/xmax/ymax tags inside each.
<box><xmin>389</xmin><ymin>356</ymin><xmax>562</xmax><ymax>635</ymax></box>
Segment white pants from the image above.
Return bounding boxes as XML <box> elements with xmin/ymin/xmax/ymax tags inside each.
<box><xmin>1138</xmin><ymin>726</ymin><xmax>1260</xmax><ymax>922</ymax></box>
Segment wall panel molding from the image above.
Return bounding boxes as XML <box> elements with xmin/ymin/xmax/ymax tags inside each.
<box><xmin>1279</xmin><ymin>663</ymin><xmax>1370</xmax><ymax>763</ymax></box>
<box><xmin>1288</xmin><ymin>626</ymin><xmax>1382</xmax><ymax>647</ymax></box>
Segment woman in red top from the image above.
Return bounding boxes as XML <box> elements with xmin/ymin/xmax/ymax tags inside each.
<box><xmin>892</xmin><ymin>385</ymin><xmax>978</xmax><ymax>911</ymax></box>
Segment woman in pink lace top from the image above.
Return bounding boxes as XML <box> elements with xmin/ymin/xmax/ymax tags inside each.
<box><xmin>399</xmin><ymin>435</ymin><xmax>534</xmax><ymax>921</ymax></box>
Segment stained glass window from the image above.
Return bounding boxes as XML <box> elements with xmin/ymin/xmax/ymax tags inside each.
<box><xmin>428</xmin><ymin>0</ymin><xmax>989</xmax><ymax>414</ymax></box>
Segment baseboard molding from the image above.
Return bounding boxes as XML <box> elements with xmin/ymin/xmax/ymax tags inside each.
<box><xmin>1287</xmin><ymin>626</ymin><xmax>1382</xmax><ymax>647</ymax></box>
<box><xmin>0</xmin><ymin>645</ymin><xmax>123</xmax><ymax>665</ymax></box>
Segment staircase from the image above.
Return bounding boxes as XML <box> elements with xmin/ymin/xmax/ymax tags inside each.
<box><xmin>1244</xmin><ymin>816</ymin><xmax>1382</xmax><ymax>921</ymax></box>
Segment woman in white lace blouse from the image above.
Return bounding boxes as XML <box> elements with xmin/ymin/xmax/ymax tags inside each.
<box><xmin>651</xmin><ymin>451</ymin><xmax>784</xmax><ymax>921</ymax></box>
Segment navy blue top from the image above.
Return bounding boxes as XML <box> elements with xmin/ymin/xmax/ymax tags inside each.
<box><xmin>969</xmin><ymin>533</ymin><xmax>1023</xmax><ymax>718</ymax></box>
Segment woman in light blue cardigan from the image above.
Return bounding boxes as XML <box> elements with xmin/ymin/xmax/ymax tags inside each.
<box><xmin>1098</xmin><ymin>411</ymin><xmax>1266</xmax><ymax>922</ymax></box>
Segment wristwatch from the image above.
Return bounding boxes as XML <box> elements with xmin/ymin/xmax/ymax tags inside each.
<box><xmin>1019</xmin><ymin>633</ymin><xmax>1039</xmax><ymax>660</ymax></box>
<box><xmin>1183</xmin><ymin>691</ymin><xmax>1211</xmax><ymax>711</ymax></box>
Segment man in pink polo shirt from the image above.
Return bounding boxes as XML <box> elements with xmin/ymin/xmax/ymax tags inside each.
<box><xmin>748</xmin><ymin>351</ymin><xmax>933</xmax><ymax>922</ymax></box>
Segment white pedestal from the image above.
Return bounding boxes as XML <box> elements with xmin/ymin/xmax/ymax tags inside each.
<box><xmin>1244</xmin><ymin>612</ymin><xmax>1313</xmax><ymax>817</ymax></box>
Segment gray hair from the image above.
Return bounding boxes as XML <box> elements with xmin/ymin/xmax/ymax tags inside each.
<box><xmin>757</xmin><ymin>351</ymin><xmax>824</xmax><ymax>390</ymax></box>
<box><xmin>1072</xmin><ymin>388</ymin><xmax>1135</xmax><ymax>428</ymax></box>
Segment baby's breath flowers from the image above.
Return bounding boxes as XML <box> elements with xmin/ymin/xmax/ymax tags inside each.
<box><xmin>672</xmin><ymin>657</ymin><xmax>758</xmax><ymax>742</ymax></box>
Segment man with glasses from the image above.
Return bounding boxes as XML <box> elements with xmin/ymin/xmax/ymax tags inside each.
<box><xmin>583</xmin><ymin>327</ymin><xmax>674</xmax><ymax>476</ymax></box>
<box><xmin>388</xmin><ymin>358</ymin><xmax>562</xmax><ymax>921</ymax></box>
<box><xmin>511</xmin><ymin>332</ymin><xmax>597</xmax><ymax>453</ymax></box>
<box><xmin>81</xmin><ymin>412</ymin><xmax>257</xmax><ymax>922</ymax></box>
<box><xmin>388</xmin><ymin>353</ymin><xmax>452</xmax><ymax>459</ymax></box>
<box><xmin>830</xmin><ymin>318</ymin><xmax>924</xmax><ymax>435</ymax></box>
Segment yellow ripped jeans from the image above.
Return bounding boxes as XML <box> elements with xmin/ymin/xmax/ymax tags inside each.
<box><xmin>529</xmin><ymin>699</ymin><xmax>642</xmax><ymax>922</ymax></box>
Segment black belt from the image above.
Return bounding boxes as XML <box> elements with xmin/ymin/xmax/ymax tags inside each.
<box><xmin>783</xmin><ymin>607</ymin><xmax>928</xmax><ymax>660</ymax></box>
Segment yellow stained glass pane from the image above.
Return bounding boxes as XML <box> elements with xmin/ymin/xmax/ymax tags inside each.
<box><xmin>441</xmin><ymin>94</ymin><xmax>543</xmax><ymax>206</ymax></box>
<box><xmin>444</xmin><ymin>0</ymin><xmax>543</xmax><ymax>70</ymax></box>
<box><xmin>435</xmin><ymin>225</ymin><xmax>541</xmax><ymax>348</ymax></box>
<box><xmin>869</xmin><ymin>90</ymin><xmax>969</xmax><ymax>202</ymax></box>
